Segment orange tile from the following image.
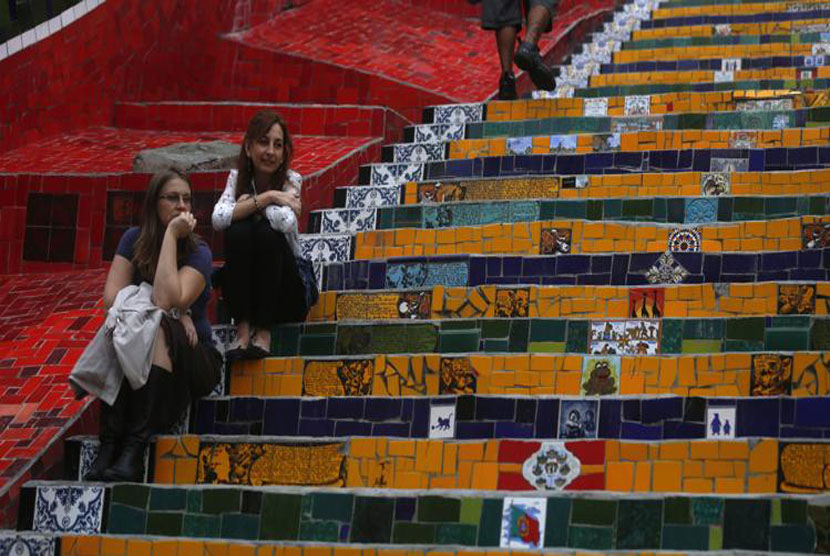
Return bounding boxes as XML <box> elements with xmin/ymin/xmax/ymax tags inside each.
<box><xmin>653</xmin><ymin>460</ymin><xmax>682</xmax><ymax>492</ymax></box>
<box><xmin>605</xmin><ymin>461</ymin><xmax>635</xmax><ymax>491</ymax></box>
<box><xmin>749</xmin><ymin>439</ymin><xmax>778</xmax><ymax>473</ymax></box>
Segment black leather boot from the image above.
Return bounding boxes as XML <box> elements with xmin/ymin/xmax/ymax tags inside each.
<box><xmin>83</xmin><ymin>383</ymin><xmax>128</xmax><ymax>481</ymax></box>
<box><xmin>103</xmin><ymin>366</ymin><xmax>184</xmax><ymax>482</ymax></box>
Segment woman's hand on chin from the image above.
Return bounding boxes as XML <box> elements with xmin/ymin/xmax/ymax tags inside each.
<box><xmin>168</xmin><ymin>212</ymin><xmax>197</xmax><ymax>238</ymax></box>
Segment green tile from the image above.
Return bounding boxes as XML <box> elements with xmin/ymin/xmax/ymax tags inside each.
<box><xmin>553</xmin><ymin>201</ymin><xmax>586</xmax><ymax>219</ymax></box>
<box><xmin>726</xmin><ymin>318</ymin><xmax>764</xmax><ymax>341</ymax></box>
<box><xmin>338</xmin><ymin>324</ymin><xmax>438</xmax><ymax>355</ymax></box>
<box><xmin>182</xmin><ymin>514</ymin><xmax>221</xmax><ymax>538</ymax></box>
<box><xmin>568</xmin><ymin>526</ymin><xmax>614</xmax><ymax>550</ymax></box>
<box><xmin>723</xmin><ymin>499</ymin><xmax>770</xmax><ymax>550</ymax></box>
<box><xmin>107</xmin><ymin>504</ymin><xmax>147</xmax><ymax>535</ymax></box>
<box><xmin>709</xmin><ymin>525</ymin><xmax>723</xmax><ymax>550</ymax></box>
<box><xmin>442</xmin><ymin>320</ymin><xmax>479</xmax><ymax>330</ymax></box>
<box><xmin>311</xmin><ymin>493</ymin><xmax>354</xmax><ymax>522</ymax></box>
<box><xmin>477</xmin><ymin>499</ymin><xmax>503</xmax><ymax>547</ymax></box>
<box><xmin>439</xmin><ymin>331</ymin><xmax>480</xmax><ymax>352</ymax></box>
<box><xmin>418</xmin><ymin>496</ymin><xmax>460</xmax><ymax>522</ymax></box>
<box><xmin>301</xmin><ymin>495</ymin><xmax>313</xmax><ymax>518</ymax></box>
<box><xmin>222</xmin><ymin>513</ymin><xmax>260</xmax><ymax>540</ymax></box>
<box><xmin>767</xmin><ymin>329</ymin><xmax>809</xmax><ymax>351</ymax></box>
<box><xmin>529</xmin><ymin>319</ymin><xmax>566</xmax><ymax>342</ymax></box>
<box><xmin>149</xmin><ymin>488</ymin><xmax>187</xmax><ymax>511</ymax></box>
<box><xmin>299</xmin><ymin>520</ymin><xmax>339</xmax><ymax>542</ymax></box>
<box><xmin>605</xmin><ymin>199</ymin><xmax>622</xmax><ymax>218</ymax></box>
<box><xmin>586</xmin><ymin>200</ymin><xmax>604</xmax><ymax>220</ymax></box>
<box><xmin>528</xmin><ymin>341</ymin><xmax>566</xmax><ymax>353</ymax></box>
<box><xmin>616</xmin><ymin>500</ymin><xmax>662</xmax><ymax>549</ymax></box>
<box><xmin>146</xmin><ymin>512</ymin><xmax>183</xmax><ymax>536</ymax></box>
<box><xmin>544</xmin><ymin>498</ymin><xmax>571</xmax><ymax>547</ymax></box>
<box><xmin>680</xmin><ymin>339</ymin><xmax>722</xmax><ymax>353</ymax></box>
<box><xmin>350</xmin><ymin>496</ymin><xmax>394</xmax><ymax>543</ymax></box>
<box><xmin>571</xmin><ymin>499</ymin><xmax>616</xmax><ymax>526</ymax></box>
<box><xmin>565</xmin><ymin>320</ymin><xmax>590</xmax><ymax>353</ymax></box>
<box><xmin>661</xmin><ymin>525</ymin><xmax>710</xmax><ymax>550</ymax></box>
<box><xmin>484</xmin><ymin>339</ymin><xmax>509</xmax><ymax>351</ymax></box>
<box><xmin>202</xmin><ymin>489</ymin><xmax>241</xmax><ymax>514</ymax></box>
<box><xmin>664</xmin><ymin>498</ymin><xmax>691</xmax><ymax>525</ymax></box>
<box><xmin>771</xmin><ymin>525</ymin><xmax>817</xmax><ymax>552</ymax></box>
<box><xmin>692</xmin><ymin>498</ymin><xmax>723</xmax><ymax>525</ymax></box>
<box><xmin>781</xmin><ymin>499</ymin><xmax>807</xmax><ymax>524</ymax></box>
<box><xmin>660</xmin><ymin>319</ymin><xmax>683</xmax><ymax>353</ymax></box>
<box><xmin>260</xmin><ymin>493</ymin><xmax>301</xmax><ymax>540</ymax></box>
<box><xmin>299</xmin><ymin>334</ymin><xmax>336</xmax><ymax>356</ymax></box>
<box><xmin>812</xmin><ymin>319</ymin><xmax>830</xmax><ymax>350</ymax></box>
<box><xmin>481</xmin><ymin>320</ymin><xmax>510</xmax><ymax>338</ymax></box>
<box><xmin>622</xmin><ymin>199</ymin><xmax>653</xmax><ymax>219</ymax></box>
<box><xmin>110</xmin><ymin>485</ymin><xmax>150</xmax><ymax>509</ymax></box>
<box><xmin>771</xmin><ymin>499</ymin><xmax>782</xmax><ymax>525</ymax></box>
<box><xmin>187</xmin><ymin>490</ymin><xmax>202</xmax><ymax>513</ymax></box>
<box><xmin>771</xmin><ymin>316</ymin><xmax>811</xmax><ymax>328</ymax></box>
<box><xmin>508</xmin><ymin>320</ymin><xmax>530</xmax><ymax>352</ymax></box>
<box><xmin>393</xmin><ymin>522</ymin><xmax>435</xmax><ymax>543</ymax></box>
<box><xmin>435</xmin><ymin>523</ymin><xmax>478</xmax><ymax>545</ymax></box>
<box><xmin>460</xmin><ymin>498</ymin><xmax>483</xmax><ymax>525</ymax></box>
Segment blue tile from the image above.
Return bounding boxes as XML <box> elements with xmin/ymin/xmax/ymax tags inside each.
<box><xmin>365</xmin><ymin>399</ymin><xmax>403</xmax><ymax>421</ymax></box>
<box><xmin>535</xmin><ymin>399</ymin><xmax>559</xmax><ymax>438</ymax></box>
<box><xmin>264</xmin><ymin>399</ymin><xmax>300</xmax><ymax>435</ymax></box>
<box><xmin>598</xmin><ymin>399</ymin><xmax>622</xmax><ymax>439</ymax></box>
<box><xmin>794</xmin><ymin>398</ymin><xmax>830</xmax><ymax>427</ymax></box>
<box><xmin>327</xmin><ymin>398</ymin><xmax>366</xmax><ymax>419</ymax></box>
<box><xmin>476</xmin><ymin>398</ymin><xmax>516</xmax><ymax>420</ymax></box>
<box><xmin>301</xmin><ymin>399</ymin><xmax>327</xmax><ymax>418</ymax></box>
<box><xmin>334</xmin><ymin>420</ymin><xmax>373</xmax><ymax>436</ymax></box>
<box><xmin>372</xmin><ymin>422</ymin><xmax>412</xmax><ymax>437</ymax></box>
<box><xmin>736</xmin><ymin>399</ymin><xmax>779</xmax><ymax>437</ymax></box>
<box><xmin>494</xmin><ymin>421</ymin><xmax>534</xmax><ymax>438</ymax></box>
<box><xmin>298</xmin><ymin>419</ymin><xmax>335</xmax><ymax>436</ymax></box>
<box><xmin>456</xmin><ymin>421</ymin><xmax>495</xmax><ymax>438</ymax></box>
<box><xmin>641</xmin><ymin>398</ymin><xmax>683</xmax><ymax>424</ymax></box>
<box><xmin>621</xmin><ymin>422</ymin><xmax>662</xmax><ymax>440</ymax></box>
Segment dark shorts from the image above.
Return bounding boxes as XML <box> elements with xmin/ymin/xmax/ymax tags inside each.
<box><xmin>481</xmin><ymin>0</ymin><xmax>557</xmax><ymax>30</ymax></box>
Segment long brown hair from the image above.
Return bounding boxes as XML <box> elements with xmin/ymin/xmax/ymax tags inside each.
<box><xmin>133</xmin><ymin>169</ymin><xmax>198</xmax><ymax>280</ymax></box>
<box><xmin>235</xmin><ymin>110</ymin><xmax>294</xmax><ymax>198</ymax></box>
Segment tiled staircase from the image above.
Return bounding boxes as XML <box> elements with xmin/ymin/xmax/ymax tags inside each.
<box><xmin>8</xmin><ymin>0</ymin><xmax>830</xmax><ymax>553</ymax></box>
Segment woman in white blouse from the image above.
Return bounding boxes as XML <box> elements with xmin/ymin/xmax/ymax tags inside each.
<box><xmin>212</xmin><ymin>110</ymin><xmax>309</xmax><ymax>360</ymax></box>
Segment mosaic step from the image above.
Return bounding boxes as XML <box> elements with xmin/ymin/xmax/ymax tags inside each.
<box><xmin>323</xmin><ymin>249</ymin><xmax>830</xmax><ymax>291</ymax></box>
<box><xmin>312</xmin><ymin>195</ymin><xmax>830</xmax><ymax>235</ymax></box>
<box><xmin>639</xmin><ymin>9</ymin><xmax>830</xmax><ymax>30</ymax></box>
<box><xmin>636</xmin><ymin>17</ymin><xmax>830</xmax><ymax>36</ymax></box>
<box><xmin>309</xmin><ymin>283</ymin><xmax>826</xmax><ymax>323</ymax></box>
<box><xmin>394</xmin><ymin>171</ymin><xmax>830</xmax><ymax>206</ymax></box>
<box><xmin>654</xmin><ymin>0</ymin><xmax>830</xmax><ymax>18</ymax></box>
<box><xmin>464</xmin><ymin>108</ymin><xmax>823</xmax><ymax>140</ymax></box>
<box><xmin>613</xmin><ymin>42</ymin><xmax>828</xmax><ymax>64</ymax></box>
<box><xmin>391</xmin><ymin>126</ymin><xmax>830</xmax><ymax>165</ymax></box>
<box><xmin>359</xmin><ymin>147</ymin><xmax>830</xmax><ymax>187</ymax></box>
<box><xmin>15</xmin><ymin>482</ymin><xmax>823</xmax><ymax>552</ymax></box>
<box><xmin>55</xmin><ymin>538</ymin><xmax>788</xmax><ymax>556</ymax></box>
<box><xmin>190</xmin><ymin>394</ymin><xmax>830</xmax><ymax>440</ymax></box>
<box><xmin>70</xmin><ymin>434</ymin><xmax>796</xmax><ymax>496</ymax></box>
<box><xmin>448</xmin><ymin>128</ymin><xmax>830</xmax><ymax>162</ymax></box>
<box><xmin>577</xmin><ymin>78</ymin><xmax>830</xmax><ymax>98</ymax></box>
<box><xmin>601</xmin><ymin>55</ymin><xmax>830</xmax><ymax>76</ymax></box>
<box><xmin>622</xmin><ymin>31</ymin><xmax>830</xmax><ymax>49</ymax></box>
<box><xmin>229</xmin><ymin>350</ymin><xmax>830</xmax><ymax>398</ymax></box>
<box><xmin>238</xmin><ymin>316</ymin><xmax>829</xmax><ymax>359</ymax></box>
<box><xmin>588</xmin><ymin>66</ymin><xmax>825</xmax><ymax>87</ymax></box>
<box><xmin>349</xmin><ymin>217</ymin><xmax>828</xmax><ymax>260</ymax></box>
<box><xmin>663</xmin><ymin>0</ymin><xmax>830</xmax><ymax>7</ymax></box>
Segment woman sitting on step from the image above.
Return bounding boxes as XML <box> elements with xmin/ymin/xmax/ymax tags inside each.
<box><xmin>211</xmin><ymin>109</ymin><xmax>317</xmax><ymax>361</ymax></box>
<box><xmin>71</xmin><ymin>169</ymin><xmax>222</xmax><ymax>482</ymax></box>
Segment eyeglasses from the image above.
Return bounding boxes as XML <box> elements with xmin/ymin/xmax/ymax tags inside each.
<box><xmin>159</xmin><ymin>193</ymin><xmax>192</xmax><ymax>205</ymax></box>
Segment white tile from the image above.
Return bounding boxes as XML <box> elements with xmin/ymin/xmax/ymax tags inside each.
<box><xmin>48</xmin><ymin>15</ymin><xmax>63</xmax><ymax>36</ymax></box>
<box><xmin>0</xmin><ymin>43</ymin><xmax>8</xmax><ymax>62</ymax></box>
<box><xmin>21</xmin><ymin>30</ymin><xmax>36</xmax><ymax>49</ymax></box>
<box><xmin>706</xmin><ymin>406</ymin><xmax>736</xmax><ymax>439</ymax></box>
<box><xmin>73</xmin><ymin>2</ymin><xmax>88</xmax><ymax>19</ymax></box>
<box><xmin>61</xmin><ymin>7</ymin><xmax>77</xmax><ymax>26</ymax></box>
<box><xmin>7</xmin><ymin>36</ymin><xmax>23</xmax><ymax>56</ymax></box>
<box><xmin>428</xmin><ymin>404</ymin><xmax>455</xmax><ymax>439</ymax></box>
<box><xmin>34</xmin><ymin>22</ymin><xmax>51</xmax><ymax>42</ymax></box>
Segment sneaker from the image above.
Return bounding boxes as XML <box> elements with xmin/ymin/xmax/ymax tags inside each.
<box><xmin>498</xmin><ymin>72</ymin><xmax>518</xmax><ymax>100</ymax></box>
<box><xmin>514</xmin><ymin>41</ymin><xmax>556</xmax><ymax>91</ymax></box>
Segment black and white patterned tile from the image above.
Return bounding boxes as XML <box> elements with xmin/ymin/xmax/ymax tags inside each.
<box><xmin>369</xmin><ymin>163</ymin><xmax>425</xmax><ymax>187</ymax></box>
<box><xmin>345</xmin><ymin>185</ymin><xmax>400</xmax><ymax>209</ymax></box>
<box><xmin>320</xmin><ymin>208</ymin><xmax>378</xmax><ymax>234</ymax></box>
<box><xmin>33</xmin><ymin>485</ymin><xmax>105</xmax><ymax>534</ymax></box>
<box><xmin>432</xmin><ymin>103</ymin><xmax>484</xmax><ymax>125</ymax></box>
<box><xmin>393</xmin><ymin>142</ymin><xmax>445</xmax><ymax>163</ymax></box>
<box><xmin>0</xmin><ymin>532</ymin><xmax>55</xmax><ymax>556</ymax></box>
<box><xmin>299</xmin><ymin>234</ymin><xmax>352</xmax><ymax>263</ymax></box>
<box><xmin>412</xmin><ymin>123</ymin><xmax>465</xmax><ymax>143</ymax></box>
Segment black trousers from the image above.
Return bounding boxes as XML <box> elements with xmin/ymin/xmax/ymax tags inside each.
<box><xmin>223</xmin><ymin>216</ymin><xmax>307</xmax><ymax>328</ymax></box>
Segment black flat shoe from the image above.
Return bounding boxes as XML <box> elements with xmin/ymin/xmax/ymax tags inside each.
<box><xmin>225</xmin><ymin>345</ymin><xmax>248</xmax><ymax>362</ymax></box>
<box><xmin>246</xmin><ymin>344</ymin><xmax>270</xmax><ymax>359</ymax></box>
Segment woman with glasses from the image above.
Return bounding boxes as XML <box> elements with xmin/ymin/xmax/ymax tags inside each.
<box><xmin>211</xmin><ymin>110</ymin><xmax>311</xmax><ymax>360</ymax></box>
<box><xmin>81</xmin><ymin>169</ymin><xmax>221</xmax><ymax>482</ymax></box>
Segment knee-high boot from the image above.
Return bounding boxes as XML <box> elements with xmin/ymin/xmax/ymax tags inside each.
<box><xmin>83</xmin><ymin>382</ymin><xmax>129</xmax><ymax>481</ymax></box>
<box><xmin>103</xmin><ymin>365</ymin><xmax>185</xmax><ymax>482</ymax></box>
